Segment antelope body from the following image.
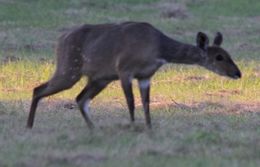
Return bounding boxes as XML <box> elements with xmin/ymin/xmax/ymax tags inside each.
<box><xmin>27</xmin><ymin>22</ymin><xmax>241</xmax><ymax>129</ymax></box>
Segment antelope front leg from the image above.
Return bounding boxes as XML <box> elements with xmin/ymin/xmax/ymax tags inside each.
<box><xmin>138</xmin><ymin>78</ymin><xmax>151</xmax><ymax>128</ymax></box>
<box><xmin>119</xmin><ymin>74</ymin><xmax>135</xmax><ymax>123</ymax></box>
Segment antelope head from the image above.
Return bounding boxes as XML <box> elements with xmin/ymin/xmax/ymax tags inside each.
<box><xmin>196</xmin><ymin>32</ymin><xmax>242</xmax><ymax>79</ymax></box>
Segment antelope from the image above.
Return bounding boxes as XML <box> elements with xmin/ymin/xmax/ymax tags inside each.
<box><xmin>27</xmin><ymin>22</ymin><xmax>241</xmax><ymax>129</ymax></box>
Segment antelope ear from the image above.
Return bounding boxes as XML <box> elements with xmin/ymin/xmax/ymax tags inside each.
<box><xmin>196</xmin><ymin>32</ymin><xmax>209</xmax><ymax>51</ymax></box>
<box><xmin>213</xmin><ymin>32</ymin><xmax>223</xmax><ymax>46</ymax></box>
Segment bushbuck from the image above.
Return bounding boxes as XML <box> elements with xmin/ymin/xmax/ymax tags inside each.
<box><xmin>27</xmin><ymin>22</ymin><xmax>241</xmax><ymax>129</ymax></box>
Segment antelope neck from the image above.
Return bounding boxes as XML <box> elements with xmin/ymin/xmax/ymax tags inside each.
<box><xmin>159</xmin><ymin>34</ymin><xmax>203</xmax><ymax>65</ymax></box>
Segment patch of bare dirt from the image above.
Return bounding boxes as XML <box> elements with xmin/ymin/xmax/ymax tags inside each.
<box><xmin>206</xmin><ymin>89</ymin><xmax>241</xmax><ymax>98</ymax></box>
<box><xmin>87</xmin><ymin>98</ymin><xmax>258</xmax><ymax>113</ymax></box>
<box><xmin>225</xmin><ymin>102</ymin><xmax>260</xmax><ymax>114</ymax></box>
<box><xmin>19</xmin><ymin>95</ymin><xmax>260</xmax><ymax>121</ymax></box>
<box><xmin>195</xmin><ymin>101</ymin><xmax>225</xmax><ymax>110</ymax></box>
<box><xmin>218</xmin><ymin>89</ymin><xmax>241</xmax><ymax>95</ymax></box>
<box><xmin>157</xmin><ymin>2</ymin><xmax>190</xmax><ymax>19</ymax></box>
<box><xmin>184</xmin><ymin>75</ymin><xmax>209</xmax><ymax>81</ymax></box>
<box><xmin>139</xmin><ymin>98</ymin><xmax>260</xmax><ymax>113</ymax></box>
<box><xmin>253</xmin><ymin>66</ymin><xmax>260</xmax><ymax>77</ymax></box>
<box><xmin>193</xmin><ymin>101</ymin><xmax>260</xmax><ymax>114</ymax></box>
<box><xmin>206</xmin><ymin>93</ymin><xmax>225</xmax><ymax>98</ymax></box>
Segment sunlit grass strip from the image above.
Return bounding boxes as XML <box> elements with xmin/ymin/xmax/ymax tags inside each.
<box><xmin>0</xmin><ymin>60</ymin><xmax>259</xmax><ymax>104</ymax></box>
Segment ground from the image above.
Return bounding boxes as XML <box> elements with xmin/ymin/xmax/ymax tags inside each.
<box><xmin>0</xmin><ymin>0</ymin><xmax>259</xmax><ymax>166</ymax></box>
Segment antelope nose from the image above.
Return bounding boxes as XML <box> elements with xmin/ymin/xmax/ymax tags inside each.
<box><xmin>234</xmin><ymin>71</ymin><xmax>241</xmax><ymax>79</ymax></box>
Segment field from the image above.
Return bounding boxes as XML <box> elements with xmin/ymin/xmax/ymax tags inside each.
<box><xmin>0</xmin><ymin>0</ymin><xmax>260</xmax><ymax>166</ymax></box>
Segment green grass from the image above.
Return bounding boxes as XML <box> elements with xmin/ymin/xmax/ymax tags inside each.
<box><xmin>0</xmin><ymin>0</ymin><xmax>260</xmax><ymax>166</ymax></box>
<box><xmin>0</xmin><ymin>102</ymin><xmax>259</xmax><ymax>167</ymax></box>
<box><xmin>1</xmin><ymin>60</ymin><xmax>259</xmax><ymax>103</ymax></box>
<box><xmin>186</xmin><ymin>0</ymin><xmax>260</xmax><ymax>17</ymax></box>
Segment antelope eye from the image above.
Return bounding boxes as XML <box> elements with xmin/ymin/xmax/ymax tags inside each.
<box><xmin>216</xmin><ymin>54</ymin><xmax>224</xmax><ymax>61</ymax></box>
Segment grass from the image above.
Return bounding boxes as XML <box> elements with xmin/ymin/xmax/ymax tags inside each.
<box><xmin>0</xmin><ymin>102</ymin><xmax>259</xmax><ymax>167</ymax></box>
<box><xmin>1</xmin><ymin>60</ymin><xmax>259</xmax><ymax>103</ymax></box>
<box><xmin>0</xmin><ymin>0</ymin><xmax>260</xmax><ymax>166</ymax></box>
